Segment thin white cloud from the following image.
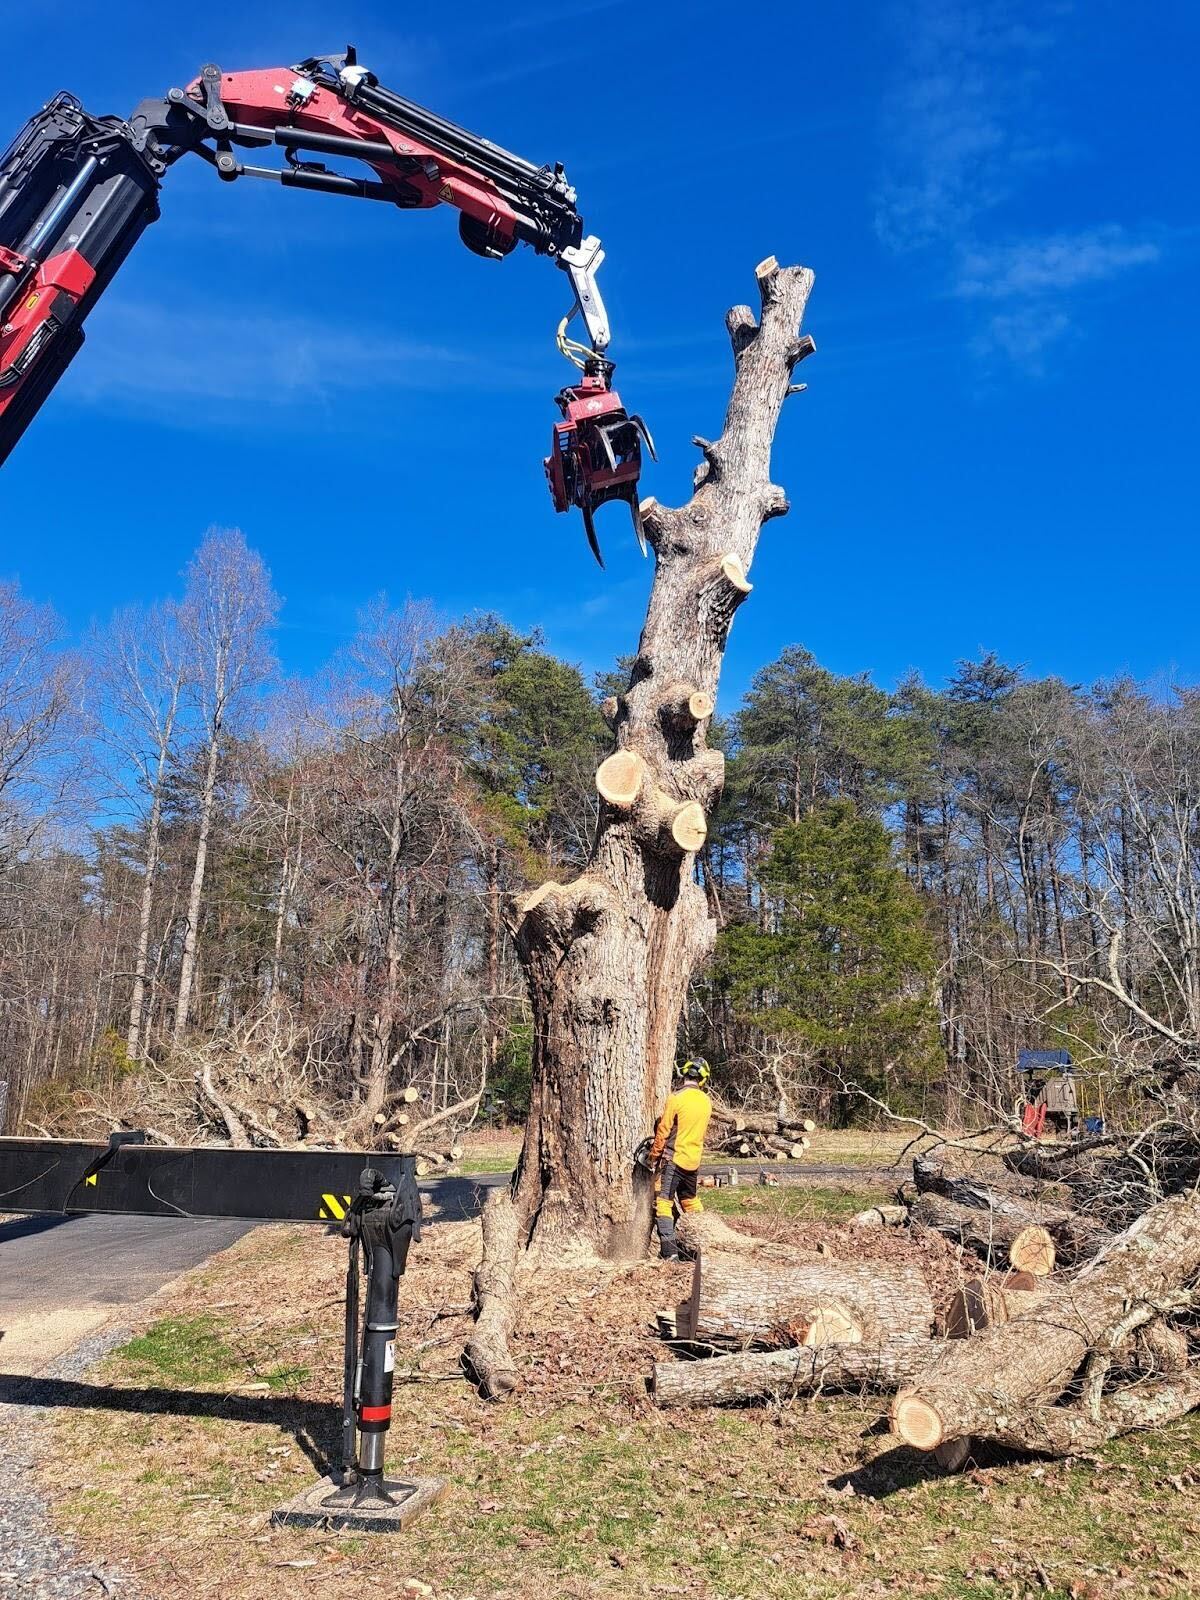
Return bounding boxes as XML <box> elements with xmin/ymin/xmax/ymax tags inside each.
<box><xmin>972</xmin><ymin>305</ymin><xmax>1070</xmax><ymax>370</ymax></box>
<box><xmin>875</xmin><ymin>1</ymin><xmax>1056</xmax><ymax>254</ymax></box>
<box><xmin>62</xmin><ymin>299</ymin><xmax>543</xmax><ymax>421</ymax></box>
<box><xmin>956</xmin><ymin>226</ymin><xmax>1161</xmax><ymax>299</ymax></box>
<box><xmin>874</xmin><ymin>2</ymin><xmax>1168</xmax><ymax>368</ymax></box>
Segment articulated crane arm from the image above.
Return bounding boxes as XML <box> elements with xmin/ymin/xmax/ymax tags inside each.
<box><xmin>0</xmin><ymin>48</ymin><xmax>652</xmax><ymax>563</ymax></box>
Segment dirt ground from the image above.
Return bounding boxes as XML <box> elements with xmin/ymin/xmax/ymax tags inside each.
<box><xmin>37</xmin><ymin>1185</ymin><xmax>1200</xmax><ymax>1600</ymax></box>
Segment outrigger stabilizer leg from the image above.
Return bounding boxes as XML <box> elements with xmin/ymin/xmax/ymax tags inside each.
<box><xmin>272</xmin><ymin>1164</ymin><xmax>447</xmax><ymax>1532</ymax></box>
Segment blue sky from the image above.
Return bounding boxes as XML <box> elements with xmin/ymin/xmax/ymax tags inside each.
<box><xmin>3</xmin><ymin>1</ymin><xmax>1197</xmax><ymax>708</ymax></box>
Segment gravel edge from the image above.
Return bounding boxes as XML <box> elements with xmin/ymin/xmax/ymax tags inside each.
<box><xmin>0</xmin><ymin>1324</ymin><xmax>141</xmax><ymax>1599</ymax></box>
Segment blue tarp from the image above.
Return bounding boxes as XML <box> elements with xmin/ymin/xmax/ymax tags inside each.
<box><xmin>1018</xmin><ymin>1048</ymin><xmax>1073</xmax><ymax>1073</ymax></box>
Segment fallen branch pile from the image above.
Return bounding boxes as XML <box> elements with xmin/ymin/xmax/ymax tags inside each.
<box><xmin>650</xmin><ymin>1135</ymin><xmax>1200</xmax><ymax>1465</ymax></box>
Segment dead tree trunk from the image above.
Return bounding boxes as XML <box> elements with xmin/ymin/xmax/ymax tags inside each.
<box><xmin>466</xmin><ymin>260</ymin><xmax>815</xmax><ymax>1395</ymax></box>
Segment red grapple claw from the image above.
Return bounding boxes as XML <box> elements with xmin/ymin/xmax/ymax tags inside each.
<box><xmin>544</xmin><ymin>368</ymin><xmax>651</xmax><ymax>566</ymax></box>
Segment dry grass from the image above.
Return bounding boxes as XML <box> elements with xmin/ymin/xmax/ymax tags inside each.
<box><xmin>40</xmin><ymin>1187</ymin><xmax>1200</xmax><ymax>1600</ymax></box>
<box><xmin>456</xmin><ymin>1125</ymin><xmax>1021</xmax><ymax>1179</ymax></box>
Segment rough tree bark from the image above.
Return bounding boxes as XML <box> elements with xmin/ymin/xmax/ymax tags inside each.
<box><xmin>466</xmin><ymin>259</ymin><xmax>815</xmax><ymax>1397</ymax></box>
<box><xmin>653</xmin><ymin>1337</ymin><xmax>930</xmax><ymax>1409</ymax></box>
<box><xmin>682</xmin><ymin>1250</ymin><xmax>933</xmax><ymax>1349</ymax></box>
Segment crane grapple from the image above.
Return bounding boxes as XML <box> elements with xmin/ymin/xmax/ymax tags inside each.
<box><xmin>544</xmin><ymin>366</ymin><xmax>655</xmax><ymax>566</ymax></box>
<box><xmin>0</xmin><ymin>49</ymin><xmax>651</xmax><ymax>558</ymax></box>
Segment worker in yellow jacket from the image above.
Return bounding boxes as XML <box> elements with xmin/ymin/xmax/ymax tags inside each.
<box><xmin>649</xmin><ymin>1058</ymin><xmax>713</xmax><ymax>1259</ymax></box>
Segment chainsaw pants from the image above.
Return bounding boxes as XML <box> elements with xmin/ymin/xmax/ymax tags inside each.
<box><xmin>655</xmin><ymin>1162</ymin><xmax>702</xmax><ymax>1259</ymax></box>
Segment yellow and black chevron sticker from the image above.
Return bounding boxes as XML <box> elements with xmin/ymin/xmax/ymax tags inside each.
<box><xmin>319</xmin><ymin>1193</ymin><xmax>352</xmax><ymax>1220</ymax></box>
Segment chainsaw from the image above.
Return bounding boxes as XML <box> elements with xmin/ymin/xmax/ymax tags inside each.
<box><xmin>632</xmin><ymin>1135</ymin><xmax>658</xmax><ymax>1173</ymax></box>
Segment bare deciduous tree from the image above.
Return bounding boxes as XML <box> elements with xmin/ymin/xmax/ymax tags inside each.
<box><xmin>173</xmin><ymin>529</ymin><xmax>279</xmax><ymax>1043</ymax></box>
<box><xmin>93</xmin><ymin>601</ymin><xmax>191</xmax><ymax>1059</ymax></box>
<box><xmin>467</xmin><ymin>258</ymin><xmax>815</xmax><ymax>1395</ymax></box>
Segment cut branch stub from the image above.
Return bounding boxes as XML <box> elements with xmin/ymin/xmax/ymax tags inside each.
<box><xmin>755</xmin><ymin>254</ymin><xmax>781</xmax><ymax>306</ymax></box>
<box><xmin>659</xmin><ymin>682</ymin><xmax>715</xmax><ymax>729</ymax></box>
<box><xmin>725</xmin><ymin>305</ymin><xmax>758</xmax><ymax>359</ymax></box>
<box><xmin>662</xmin><ymin>799</ymin><xmax>707</xmax><ymax>854</ymax></box>
<box><xmin>596</xmin><ymin>749</ymin><xmax>644</xmax><ymax>807</ymax></box>
<box><xmin>504</xmin><ymin>876</ymin><xmax>611</xmax><ymax>947</ymax></box>
<box><xmin>595</xmin><ymin>750</ymin><xmax>708</xmax><ymax>856</ymax></box>
<box><xmin>599</xmin><ymin>695</ymin><xmax>621</xmax><ymax>727</ymax></box>
<box><xmin>697</xmin><ymin>553</ymin><xmax>753</xmax><ymax>650</ymax></box>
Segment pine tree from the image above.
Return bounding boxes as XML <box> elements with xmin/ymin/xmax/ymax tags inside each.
<box><xmin>717</xmin><ymin>800</ymin><xmax>939</xmax><ymax>1111</ymax></box>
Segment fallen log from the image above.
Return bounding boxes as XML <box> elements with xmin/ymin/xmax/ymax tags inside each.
<box><xmin>764</xmin><ymin>1135</ymin><xmax>808</xmax><ymax>1159</ymax></box>
<box><xmin>910</xmin><ymin>1192</ymin><xmax>1056</xmax><ymax>1276</ymax></box>
<box><xmin>652</xmin><ymin>1337</ymin><xmax>933</xmax><ymax>1408</ymax></box>
<box><xmin>683</xmin><ymin>1250</ymin><xmax>934</xmax><ymax>1349</ymax></box>
<box><xmin>983</xmin><ymin>1370</ymin><xmax>1200</xmax><ymax>1457</ymax></box>
<box><xmin>891</xmin><ymin>1188</ymin><xmax>1200</xmax><ymax>1452</ymax></box>
<box><xmin>913</xmin><ymin>1157</ymin><xmax>1114</xmax><ymax>1265</ymax></box>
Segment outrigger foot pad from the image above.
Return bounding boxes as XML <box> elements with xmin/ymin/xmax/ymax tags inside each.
<box><xmin>271</xmin><ymin>1472</ymin><xmax>448</xmax><ymax>1533</ymax></box>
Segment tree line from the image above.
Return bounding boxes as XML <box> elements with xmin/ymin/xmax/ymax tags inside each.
<box><xmin>2</xmin><ymin>531</ymin><xmax>1194</xmax><ymax>1139</ymax></box>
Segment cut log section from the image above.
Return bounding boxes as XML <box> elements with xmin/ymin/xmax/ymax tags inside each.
<box><xmin>682</xmin><ymin>1250</ymin><xmax>933</xmax><ymax>1350</ymax></box>
<box><xmin>707</xmin><ymin>1101</ymin><xmax>817</xmax><ymax>1160</ymax></box>
<box><xmin>891</xmin><ymin>1188</ymin><xmax>1200</xmax><ymax>1452</ymax></box>
<box><xmin>909</xmin><ymin>1192</ymin><xmax>1056</xmax><ymax>1276</ymax></box>
<box><xmin>653</xmin><ymin>1337</ymin><xmax>935</xmax><ymax>1409</ymax></box>
<box><xmin>943</xmin><ymin>1273</ymin><xmax>1046</xmax><ymax>1338</ymax></box>
<box><xmin>913</xmin><ymin>1157</ymin><xmax>1114</xmax><ymax>1265</ymax></box>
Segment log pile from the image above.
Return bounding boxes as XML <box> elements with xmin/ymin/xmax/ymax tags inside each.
<box><xmin>708</xmin><ymin>1102</ymin><xmax>816</xmax><ymax>1162</ymax></box>
<box><xmin>649</xmin><ymin>1135</ymin><xmax>1200</xmax><ymax>1464</ymax></box>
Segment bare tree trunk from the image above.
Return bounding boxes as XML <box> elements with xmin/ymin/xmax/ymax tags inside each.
<box><xmin>174</xmin><ymin>726</ymin><xmax>221</xmax><ymax>1044</ymax></box>
<box><xmin>128</xmin><ymin>785</ymin><xmax>165</xmax><ymax>1059</ymax></box>
<box><xmin>512</xmin><ymin>259</ymin><xmax>812</xmax><ymax>1251</ymax></box>
<box><xmin>469</xmin><ymin>259</ymin><xmax>815</xmax><ymax>1393</ymax></box>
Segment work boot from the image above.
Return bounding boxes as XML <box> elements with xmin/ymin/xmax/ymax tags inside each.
<box><xmin>656</xmin><ymin>1213</ymin><xmax>678</xmax><ymax>1260</ymax></box>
